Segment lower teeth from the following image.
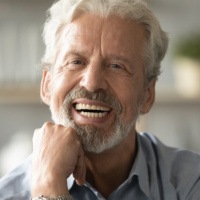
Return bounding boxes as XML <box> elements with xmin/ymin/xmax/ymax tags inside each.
<box><xmin>80</xmin><ymin>111</ymin><xmax>107</xmax><ymax>118</ymax></box>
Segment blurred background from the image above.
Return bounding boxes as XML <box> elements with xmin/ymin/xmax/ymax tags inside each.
<box><xmin>0</xmin><ymin>0</ymin><xmax>200</xmax><ymax>177</ymax></box>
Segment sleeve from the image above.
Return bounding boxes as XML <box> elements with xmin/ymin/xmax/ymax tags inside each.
<box><xmin>0</xmin><ymin>155</ymin><xmax>32</xmax><ymax>200</ymax></box>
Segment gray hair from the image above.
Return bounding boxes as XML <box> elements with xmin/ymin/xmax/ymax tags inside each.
<box><xmin>42</xmin><ymin>0</ymin><xmax>168</xmax><ymax>83</ymax></box>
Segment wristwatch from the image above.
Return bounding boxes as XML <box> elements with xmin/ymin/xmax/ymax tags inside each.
<box><xmin>31</xmin><ymin>195</ymin><xmax>74</xmax><ymax>200</ymax></box>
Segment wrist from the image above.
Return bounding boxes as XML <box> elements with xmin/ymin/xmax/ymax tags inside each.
<box><xmin>31</xmin><ymin>173</ymin><xmax>69</xmax><ymax>197</ymax></box>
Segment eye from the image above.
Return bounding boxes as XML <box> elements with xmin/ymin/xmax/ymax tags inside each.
<box><xmin>109</xmin><ymin>63</ymin><xmax>124</xmax><ymax>70</ymax></box>
<box><xmin>70</xmin><ymin>59</ymin><xmax>85</xmax><ymax>65</ymax></box>
<box><xmin>108</xmin><ymin>62</ymin><xmax>134</xmax><ymax>76</ymax></box>
<box><xmin>65</xmin><ymin>59</ymin><xmax>86</xmax><ymax>70</ymax></box>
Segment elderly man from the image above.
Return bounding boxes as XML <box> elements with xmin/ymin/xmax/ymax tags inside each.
<box><xmin>0</xmin><ymin>0</ymin><xmax>200</xmax><ymax>199</ymax></box>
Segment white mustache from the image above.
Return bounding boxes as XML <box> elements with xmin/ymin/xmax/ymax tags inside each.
<box><xmin>63</xmin><ymin>87</ymin><xmax>122</xmax><ymax>115</ymax></box>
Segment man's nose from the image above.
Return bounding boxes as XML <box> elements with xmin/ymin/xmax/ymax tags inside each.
<box><xmin>79</xmin><ymin>62</ymin><xmax>108</xmax><ymax>92</ymax></box>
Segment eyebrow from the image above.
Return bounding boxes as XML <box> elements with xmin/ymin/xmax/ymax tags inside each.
<box><xmin>106</xmin><ymin>54</ymin><xmax>132</xmax><ymax>64</ymax></box>
<box><xmin>62</xmin><ymin>50</ymin><xmax>90</xmax><ymax>62</ymax></box>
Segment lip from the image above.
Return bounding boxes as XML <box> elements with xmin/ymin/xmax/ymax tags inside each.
<box><xmin>71</xmin><ymin>98</ymin><xmax>114</xmax><ymax>126</ymax></box>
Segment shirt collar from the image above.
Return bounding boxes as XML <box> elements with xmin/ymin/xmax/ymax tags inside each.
<box><xmin>67</xmin><ymin>133</ymin><xmax>150</xmax><ymax>198</ymax></box>
<box><xmin>67</xmin><ymin>175</ymin><xmax>74</xmax><ymax>190</ymax></box>
<box><xmin>128</xmin><ymin>133</ymin><xmax>150</xmax><ymax>197</ymax></box>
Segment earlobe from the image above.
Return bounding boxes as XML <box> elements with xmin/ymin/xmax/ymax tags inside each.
<box><xmin>40</xmin><ymin>70</ymin><xmax>52</xmax><ymax>105</ymax></box>
<box><xmin>140</xmin><ymin>80</ymin><xmax>156</xmax><ymax>114</ymax></box>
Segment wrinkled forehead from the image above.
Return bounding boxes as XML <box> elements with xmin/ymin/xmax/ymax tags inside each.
<box><xmin>58</xmin><ymin>13</ymin><xmax>147</xmax><ymax>54</ymax></box>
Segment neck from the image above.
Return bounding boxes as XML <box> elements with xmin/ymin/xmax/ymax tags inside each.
<box><xmin>84</xmin><ymin>131</ymin><xmax>137</xmax><ymax>198</ymax></box>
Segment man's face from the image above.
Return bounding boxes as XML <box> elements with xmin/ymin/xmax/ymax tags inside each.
<box><xmin>41</xmin><ymin>13</ymin><xmax>155</xmax><ymax>153</ymax></box>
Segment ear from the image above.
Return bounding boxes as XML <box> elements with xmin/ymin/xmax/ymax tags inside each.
<box><xmin>140</xmin><ymin>79</ymin><xmax>156</xmax><ymax>114</ymax></box>
<box><xmin>40</xmin><ymin>70</ymin><xmax>52</xmax><ymax>105</ymax></box>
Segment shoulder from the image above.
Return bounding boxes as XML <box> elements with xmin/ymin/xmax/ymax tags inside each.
<box><xmin>139</xmin><ymin>132</ymin><xmax>200</xmax><ymax>169</ymax></box>
<box><xmin>0</xmin><ymin>155</ymin><xmax>32</xmax><ymax>200</ymax></box>
<box><xmin>138</xmin><ymin>132</ymin><xmax>200</xmax><ymax>199</ymax></box>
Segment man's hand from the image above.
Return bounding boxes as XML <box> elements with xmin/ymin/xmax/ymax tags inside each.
<box><xmin>31</xmin><ymin>122</ymin><xmax>86</xmax><ymax>197</ymax></box>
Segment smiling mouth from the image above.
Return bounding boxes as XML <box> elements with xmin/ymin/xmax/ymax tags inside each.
<box><xmin>74</xmin><ymin>103</ymin><xmax>111</xmax><ymax>118</ymax></box>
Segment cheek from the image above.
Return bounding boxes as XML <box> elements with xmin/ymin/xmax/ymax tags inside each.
<box><xmin>52</xmin><ymin>69</ymin><xmax>80</xmax><ymax>91</ymax></box>
<box><xmin>114</xmin><ymin>83</ymin><xmax>143</xmax><ymax>122</ymax></box>
<box><xmin>121</xmin><ymin>95</ymin><xmax>139</xmax><ymax>122</ymax></box>
<box><xmin>50</xmin><ymin>73</ymin><xmax>77</xmax><ymax>110</ymax></box>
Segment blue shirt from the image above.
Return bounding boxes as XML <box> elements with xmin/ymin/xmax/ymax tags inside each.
<box><xmin>0</xmin><ymin>132</ymin><xmax>200</xmax><ymax>200</ymax></box>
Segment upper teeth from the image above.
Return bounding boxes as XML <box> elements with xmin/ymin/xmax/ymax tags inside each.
<box><xmin>75</xmin><ymin>103</ymin><xmax>110</xmax><ymax>111</ymax></box>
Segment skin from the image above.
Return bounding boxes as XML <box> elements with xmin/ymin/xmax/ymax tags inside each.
<box><xmin>31</xmin><ymin>13</ymin><xmax>156</xmax><ymax>198</ymax></box>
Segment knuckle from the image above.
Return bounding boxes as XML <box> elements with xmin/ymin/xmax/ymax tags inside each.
<box><xmin>33</xmin><ymin>128</ymin><xmax>39</xmax><ymax>134</ymax></box>
<box><xmin>33</xmin><ymin>129</ymin><xmax>38</xmax><ymax>139</ymax></box>
<box><xmin>75</xmin><ymin>140</ymin><xmax>82</xmax><ymax>148</ymax></box>
<box><xmin>33</xmin><ymin>128</ymin><xmax>41</xmax><ymax>138</ymax></box>
<box><xmin>43</xmin><ymin>121</ymin><xmax>53</xmax><ymax>129</ymax></box>
<box><xmin>55</xmin><ymin>123</ymin><xmax>64</xmax><ymax>131</ymax></box>
<box><xmin>42</xmin><ymin>121</ymin><xmax>55</xmax><ymax>133</ymax></box>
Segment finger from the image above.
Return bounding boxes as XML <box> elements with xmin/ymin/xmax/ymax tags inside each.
<box><xmin>73</xmin><ymin>148</ymin><xmax>86</xmax><ymax>186</ymax></box>
<box><xmin>74</xmin><ymin>162</ymin><xmax>86</xmax><ymax>186</ymax></box>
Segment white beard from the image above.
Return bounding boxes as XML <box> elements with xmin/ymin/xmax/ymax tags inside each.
<box><xmin>50</xmin><ymin>87</ymin><xmax>140</xmax><ymax>153</ymax></box>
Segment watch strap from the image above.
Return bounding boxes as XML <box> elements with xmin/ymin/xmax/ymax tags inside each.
<box><xmin>31</xmin><ymin>195</ymin><xmax>74</xmax><ymax>200</ymax></box>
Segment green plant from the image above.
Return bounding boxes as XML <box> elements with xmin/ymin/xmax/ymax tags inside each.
<box><xmin>175</xmin><ymin>34</ymin><xmax>200</xmax><ymax>61</ymax></box>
